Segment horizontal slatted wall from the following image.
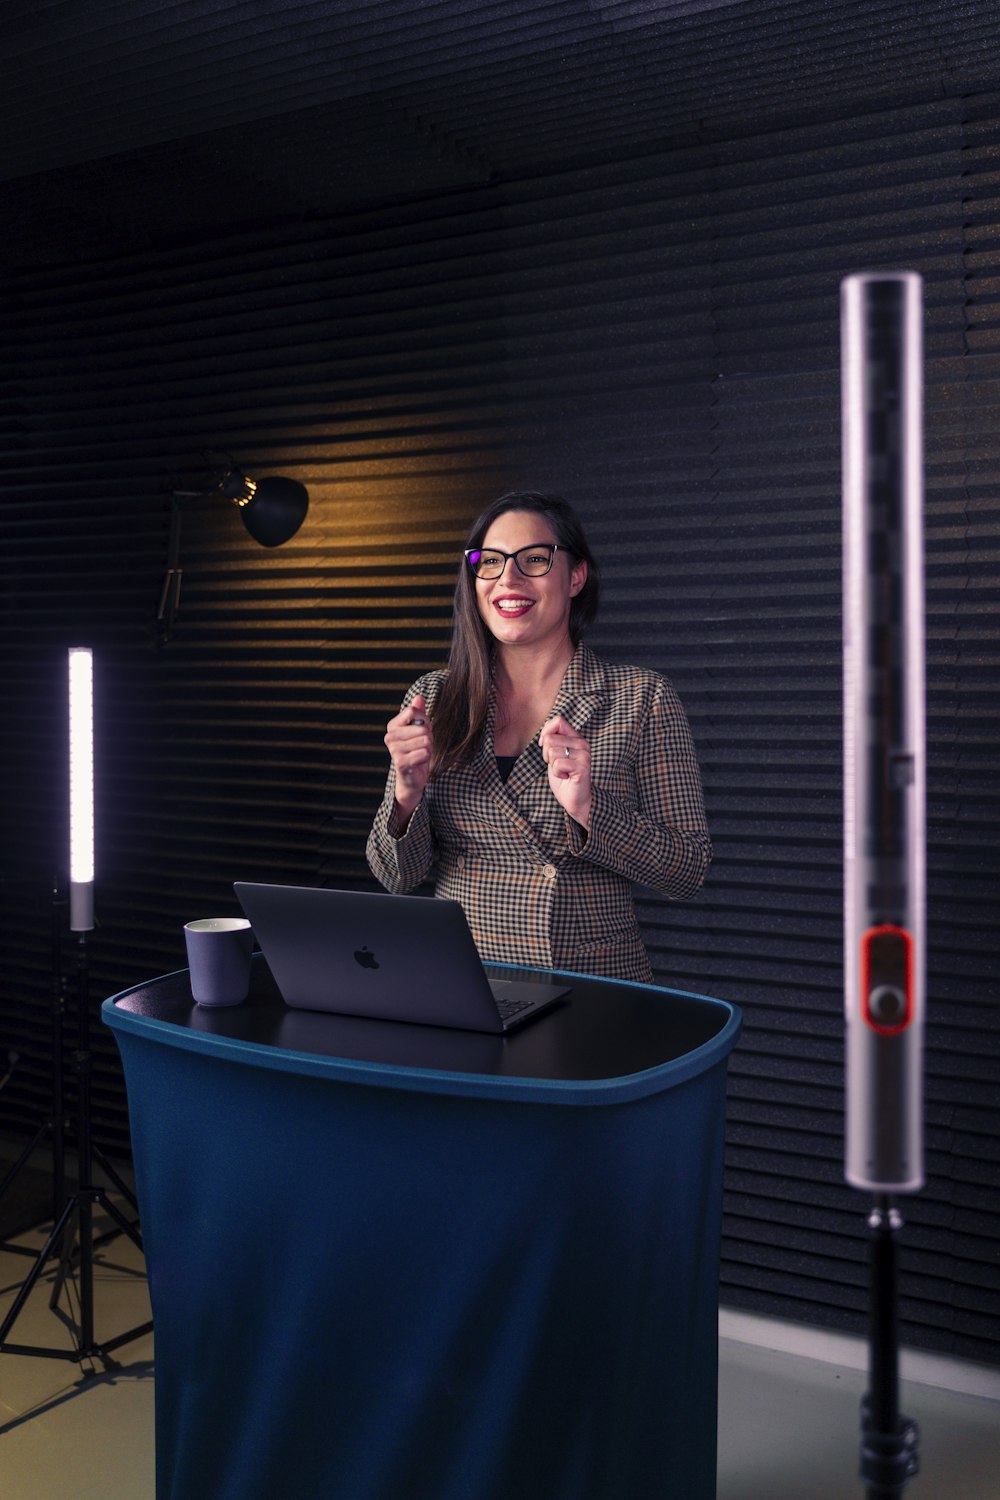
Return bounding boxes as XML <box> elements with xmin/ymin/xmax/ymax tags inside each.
<box><xmin>483</xmin><ymin>96</ymin><xmax>1000</xmax><ymax>1361</ymax></box>
<box><xmin>1</xmin><ymin>90</ymin><xmax>998</xmax><ymax>1363</ymax></box>
<box><xmin>0</xmin><ymin>185</ymin><xmax>522</xmax><ymax>1158</ymax></box>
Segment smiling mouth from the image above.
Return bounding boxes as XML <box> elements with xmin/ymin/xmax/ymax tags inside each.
<box><xmin>494</xmin><ymin>598</ymin><xmax>535</xmax><ymax>616</ymax></box>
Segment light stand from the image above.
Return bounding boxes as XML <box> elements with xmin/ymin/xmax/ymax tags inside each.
<box><xmin>0</xmin><ymin>648</ymin><xmax>152</xmax><ymax>1365</ymax></box>
<box><xmin>841</xmin><ymin>273</ymin><xmax>925</xmax><ymax>1498</ymax></box>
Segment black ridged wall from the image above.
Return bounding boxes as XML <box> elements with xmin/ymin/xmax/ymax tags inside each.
<box><xmin>1</xmin><ymin>87</ymin><xmax>998</xmax><ymax>1366</ymax></box>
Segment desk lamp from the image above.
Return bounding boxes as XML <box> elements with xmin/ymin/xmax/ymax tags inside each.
<box><xmin>157</xmin><ymin>450</ymin><xmax>309</xmax><ymax>640</ymax></box>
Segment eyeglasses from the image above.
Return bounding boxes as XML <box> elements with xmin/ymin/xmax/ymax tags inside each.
<box><xmin>464</xmin><ymin>543</ymin><xmax>560</xmax><ymax>579</ymax></box>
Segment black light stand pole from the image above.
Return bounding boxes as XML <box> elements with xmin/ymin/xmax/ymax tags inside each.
<box><xmin>50</xmin><ymin>875</ymin><xmax>67</xmax><ymax>1223</ymax></box>
<box><xmin>861</xmin><ymin>1196</ymin><xmax>920</xmax><ymax>1499</ymax></box>
<box><xmin>49</xmin><ymin>940</ymin><xmax>147</xmax><ymax>1308</ymax></box>
<box><xmin>75</xmin><ymin>934</ymin><xmax>95</xmax><ymax>1356</ymax></box>
<box><xmin>64</xmin><ymin>932</ymin><xmax>97</xmax><ymax>1350</ymax></box>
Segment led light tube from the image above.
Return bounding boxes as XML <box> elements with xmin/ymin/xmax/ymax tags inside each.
<box><xmin>841</xmin><ymin>272</ymin><xmax>925</xmax><ymax>1192</ymax></box>
<box><xmin>68</xmin><ymin>646</ymin><xmax>95</xmax><ymax>932</ymax></box>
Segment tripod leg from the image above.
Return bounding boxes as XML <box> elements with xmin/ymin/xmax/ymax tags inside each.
<box><xmin>96</xmin><ymin>1190</ymin><xmax>144</xmax><ymax>1253</ymax></box>
<box><xmin>92</xmin><ymin>1144</ymin><xmax>140</xmax><ymax>1216</ymax></box>
<box><xmin>49</xmin><ymin>1200</ymin><xmax>81</xmax><ymax>1310</ymax></box>
<box><xmin>0</xmin><ymin>1195</ymin><xmax>79</xmax><ymax>1348</ymax></box>
<box><xmin>78</xmin><ymin>1188</ymin><xmax>95</xmax><ymax>1355</ymax></box>
<box><xmin>0</xmin><ymin>1118</ymin><xmax>52</xmax><ymax>1217</ymax></box>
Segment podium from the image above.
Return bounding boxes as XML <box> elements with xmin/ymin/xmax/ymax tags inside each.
<box><xmin>103</xmin><ymin>956</ymin><xmax>741</xmax><ymax>1500</ymax></box>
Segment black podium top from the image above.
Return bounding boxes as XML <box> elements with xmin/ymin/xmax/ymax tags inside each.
<box><xmin>106</xmin><ymin>954</ymin><xmax>740</xmax><ymax>1106</ymax></box>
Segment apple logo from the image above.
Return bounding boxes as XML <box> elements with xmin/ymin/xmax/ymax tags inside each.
<box><xmin>354</xmin><ymin>946</ymin><xmax>379</xmax><ymax>970</ymax></box>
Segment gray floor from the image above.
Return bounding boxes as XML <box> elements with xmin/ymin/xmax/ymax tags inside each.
<box><xmin>717</xmin><ymin>1314</ymin><xmax>1000</xmax><ymax>1500</ymax></box>
<box><xmin>2</xmin><ymin>1214</ymin><xmax>998</xmax><ymax>1500</ymax></box>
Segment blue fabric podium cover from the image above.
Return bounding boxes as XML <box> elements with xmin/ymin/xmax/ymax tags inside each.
<box><xmin>105</xmin><ymin>968</ymin><xmax>740</xmax><ymax>1500</ymax></box>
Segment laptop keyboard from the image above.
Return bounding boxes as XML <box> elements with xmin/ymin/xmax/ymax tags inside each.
<box><xmin>492</xmin><ymin>990</ymin><xmax>534</xmax><ymax>1023</ymax></box>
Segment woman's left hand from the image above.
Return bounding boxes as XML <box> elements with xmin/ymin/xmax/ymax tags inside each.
<box><xmin>539</xmin><ymin>714</ymin><xmax>592</xmax><ymax>830</ymax></box>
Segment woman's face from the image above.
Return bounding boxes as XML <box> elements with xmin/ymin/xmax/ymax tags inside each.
<box><xmin>473</xmin><ymin>509</ymin><xmax>588</xmax><ymax>654</ymax></box>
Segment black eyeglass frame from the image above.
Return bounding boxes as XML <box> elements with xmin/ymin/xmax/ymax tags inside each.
<box><xmin>463</xmin><ymin>542</ymin><xmax>561</xmax><ymax>579</ymax></box>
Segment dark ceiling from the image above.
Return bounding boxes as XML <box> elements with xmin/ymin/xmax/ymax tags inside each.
<box><xmin>2</xmin><ymin>0</ymin><xmax>999</xmax><ymax>274</ymax></box>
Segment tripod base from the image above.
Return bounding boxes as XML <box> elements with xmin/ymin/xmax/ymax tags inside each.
<box><xmin>2</xmin><ymin>927</ymin><xmax>153</xmax><ymax>1368</ymax></box>
<box><xmin>0</xmin><ymin>1183</ymin><xmax>153</xmax><ymax>1364</ymax></box>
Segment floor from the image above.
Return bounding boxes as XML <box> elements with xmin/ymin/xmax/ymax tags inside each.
<box><xmin>2</xmin><ymin>1208</ymin><xmax>999</xmax><ymax>1500</ymax></box>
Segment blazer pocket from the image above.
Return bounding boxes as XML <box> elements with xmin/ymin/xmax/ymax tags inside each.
<box><xmin>573</xmin><ymin>926</ymin><xmax>643</xmax><ymax>959</ymax></box>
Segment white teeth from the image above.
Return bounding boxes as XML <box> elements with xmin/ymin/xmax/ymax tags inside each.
<box><xmin>496</xmin><ymin>599</ymin><xmax>533</xmax><ymax>611</ymax></box>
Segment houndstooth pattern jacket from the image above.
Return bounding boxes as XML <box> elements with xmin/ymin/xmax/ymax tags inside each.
<box><xmin>365</xmin><ymin>644</ymin><xmax>710</xmax><ymax>983</ymax></box>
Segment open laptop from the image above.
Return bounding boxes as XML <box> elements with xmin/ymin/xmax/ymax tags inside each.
<box><xmin>233</xmin><ymin>882</ymin><xmax>571</xmax><ymax>1035</ymax></box>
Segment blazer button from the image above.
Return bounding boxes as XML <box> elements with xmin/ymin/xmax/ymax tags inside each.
<box><xmin>542</xmin><ymin>864</ymin><xmax>557</xmax><ymax>881</ymax></box>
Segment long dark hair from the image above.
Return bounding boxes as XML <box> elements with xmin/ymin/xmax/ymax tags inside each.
<box><xmin>430</xmin><ymin>491</ymin><xmax>600</xmax><ymax>774</ymax></box>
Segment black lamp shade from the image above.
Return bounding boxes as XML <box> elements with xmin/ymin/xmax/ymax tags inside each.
<box><xmin>239</xmin><ymin>475</ymin><xmax>309</xmax><ymax>547</ymax></box>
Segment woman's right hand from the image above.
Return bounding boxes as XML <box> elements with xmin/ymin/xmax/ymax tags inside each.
<box><xmin>384</xmin><ymin>693</ymin><xmax>433</xmax><ymax>822</ymax></box>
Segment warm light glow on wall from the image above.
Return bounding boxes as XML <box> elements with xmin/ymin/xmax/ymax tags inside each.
<box><xmin>68</xmin><ymin>646</ymin><xmax>95</xmax><ymax>931</ymax></box>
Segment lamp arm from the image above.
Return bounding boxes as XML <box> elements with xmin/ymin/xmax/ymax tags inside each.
<box><xmin>156</xmin><ymin>498</ymin><xmax>185</xmax><ymax>637</ymax></box>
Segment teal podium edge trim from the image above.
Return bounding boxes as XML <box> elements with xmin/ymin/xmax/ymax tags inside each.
<box><xmin>103</xmin><ymin>965</ymin><xmax>741</xmax><ymax>1107</ymax></box>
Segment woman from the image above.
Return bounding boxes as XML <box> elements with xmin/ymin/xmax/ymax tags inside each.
<box><xmin>366</xmin><ymin>491</ymin><xmax>710</xmax><ymax>982</ymax></box>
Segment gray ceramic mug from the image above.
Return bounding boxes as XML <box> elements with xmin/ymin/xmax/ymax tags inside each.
<box><xmin>183</xmin><ymin>917</ymin><xmax>253</xmax><ymax>1006</ymax></box>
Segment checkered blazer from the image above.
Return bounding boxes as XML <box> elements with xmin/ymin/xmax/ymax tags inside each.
<box><xmin>366</xmin><ymin>644</ymin><xmax>711</xmax><ymax>982</ymax></box>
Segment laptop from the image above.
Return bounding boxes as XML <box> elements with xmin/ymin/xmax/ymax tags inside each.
<box><xmin>233</xmin><ymin>882</ymin><xmax>571</xmax><ymax>1035</ymax></box>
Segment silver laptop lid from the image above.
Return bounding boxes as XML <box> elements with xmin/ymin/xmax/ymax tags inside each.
<box><xmin>233</xmin><ymin>882</ymin><xmax>567</xmax><ymax>1034</ymax></box>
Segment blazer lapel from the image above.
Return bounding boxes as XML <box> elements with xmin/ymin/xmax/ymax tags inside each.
<box><xmin>471</xmin><ymin>690</ymin><xmax>502</xmax><ymax>791</ymax></box>
<box><xmin>550</xmin><ymin>643</ymin><xmax>606</xmax><ymax>735</ymax></box>
<box><xmin>505</xmin><ymin>643</ymin><xmax>607</xmax><ymax>796</ymax></box>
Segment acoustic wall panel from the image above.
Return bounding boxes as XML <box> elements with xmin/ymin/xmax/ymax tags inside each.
<box><xmin>1</xmin><ymin>90</ymin><xmax>997</xmax><ymax>1364</ymax></box>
